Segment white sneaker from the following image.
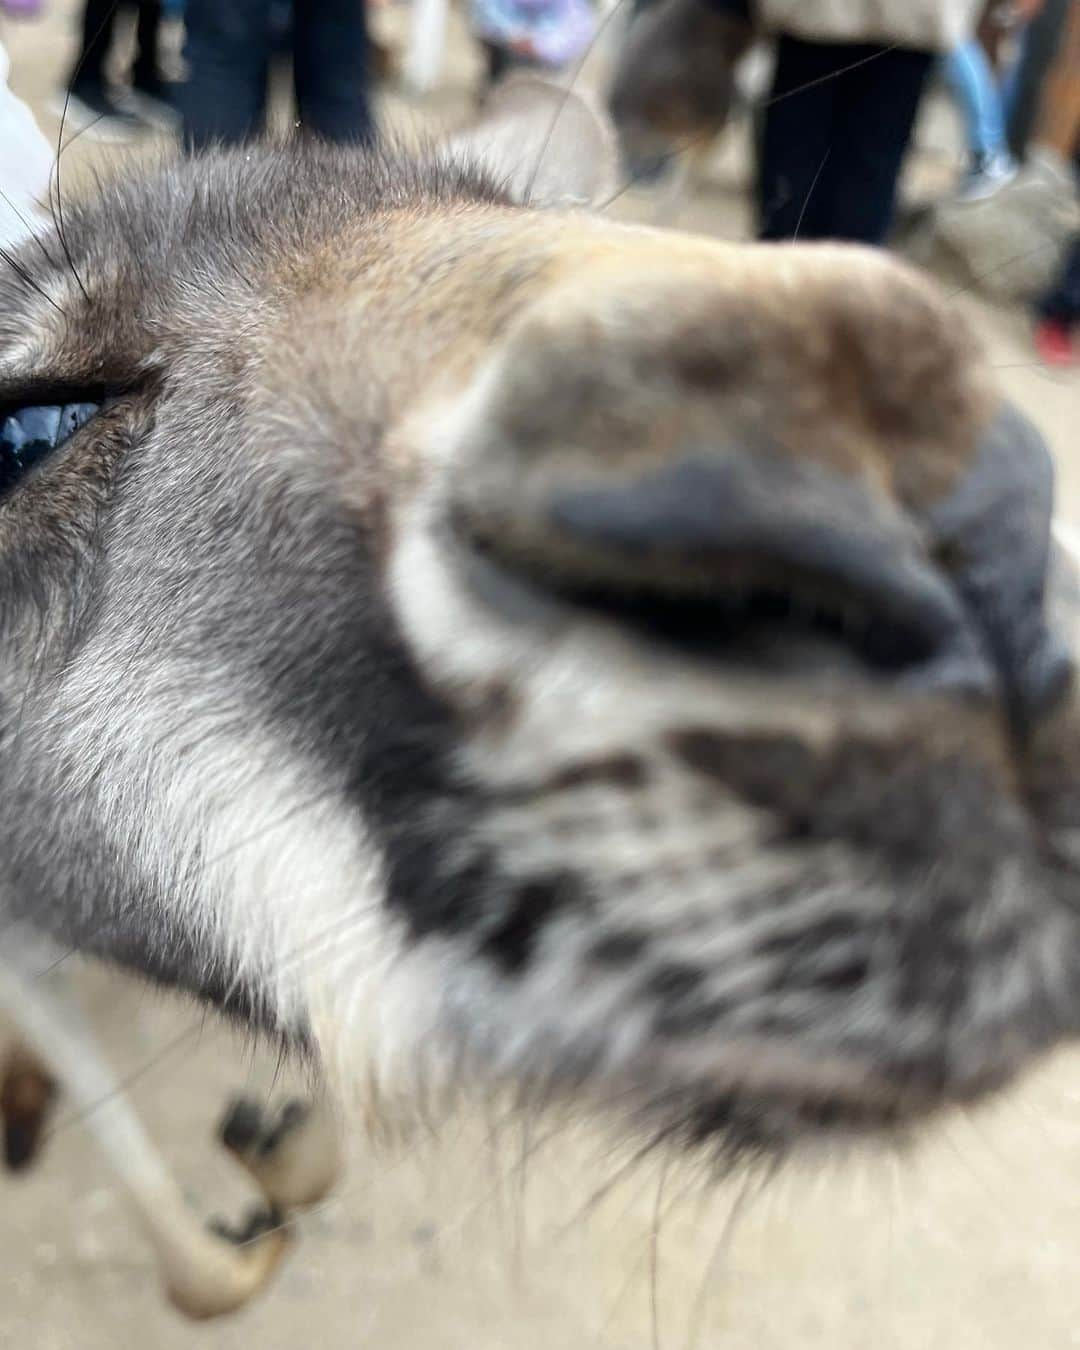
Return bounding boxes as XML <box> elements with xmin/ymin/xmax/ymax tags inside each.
<box><xmin>955</xmin><ymin>151</ymin><xmax>1018</xmax><ymax>204</ymax></box>
<box><xmin>114</xmin><ymin>85</ymin><xmax>182</xmax><ymax>133</ymax></box>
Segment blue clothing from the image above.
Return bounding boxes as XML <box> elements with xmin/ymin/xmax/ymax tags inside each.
<box><xmin>943</xmin><ymin>38</ymin><xmax>1007</xmax><ymax>159</ymax></box>
<box><xmin>469</xmin><ymin>0</ymin><xmax>597</xmax><ymax>66</ymax></box>
<box><xmin>941</xmin><ymin>31</ymin><xmax>1028</xmax><ymax>161</ymax></box>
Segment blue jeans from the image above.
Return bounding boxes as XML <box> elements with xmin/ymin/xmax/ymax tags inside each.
<box><xmin>942</xmin><ymin>35</ymin><xmax>1025</xmax><ymax>161</ymax></box>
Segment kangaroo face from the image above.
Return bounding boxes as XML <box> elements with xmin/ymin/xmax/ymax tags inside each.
<box><xmin>1</xmin><ymin>93</ymin><xmax>1077</xmax><ymax>1155</ymax></box>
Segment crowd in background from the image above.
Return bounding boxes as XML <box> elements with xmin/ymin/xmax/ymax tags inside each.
<box><xmin>0</xmin><ymin>0</ymin><xmax>1077</xmax><ymax>354</ymax></box>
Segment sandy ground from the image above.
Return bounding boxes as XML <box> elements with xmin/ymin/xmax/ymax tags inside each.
<box><xmin>2</xmin><ymin>3</ymin><xmax>1080</xmax><ymax>1347</ymax></box>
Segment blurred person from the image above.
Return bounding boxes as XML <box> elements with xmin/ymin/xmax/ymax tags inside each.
<box><xmin>52</xmin><ymin>0</ymin><xmax>178</xmax><ymax>140</ymax></box>
<box><xmin>756</xmin><ymin>0</ymin><xmax>985</xmax><ymax>244</ymax></box>
<box><xmin>1034</xmin><ymin>147</ymin><xmax>1080</xmax><ymax>365</ymax></box>
<box><xmin>469</xmin><ymin>0</ymin><xmax>597</xmax><ymax>88</ymax></box>
<box><xmin>181</xmin><ymin>0</ymin><xmax>374</xmax><ymax>149</ymax></box>
<box><xmin>942</xmin><ymin>37</ymin><xmax>1019</xmax><ymax>199</ymax></box>
<box><xmin>1006</xmin><ymin>0</ymin><xmax>1073</xmax><ymax>160</ymax></box>
<box><xmin>941</xmin><ymin>0</ymin><xmax>1044</xmax><ymax>202</ymax></box>
<box><xmin>1034</xmin><ymin>234</ymin><xmax>1080</xmax><ymax>364</ymax></box>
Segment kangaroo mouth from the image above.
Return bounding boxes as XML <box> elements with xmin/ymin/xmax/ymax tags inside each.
<box><xmin>535</xmin><ymin>572</ymin><xmax>937</xmax><ymax>676</ymax></box>
<box><xmin>460</xmin><ymin>531</ymin><xmax>966</xmax><ymax>695</ymax></box>
<box><xmin>509</xmin><ymin>1028</ymin><xmax>1018</xmax><ymax>1159</ymax></box>
<box><xmin>452</xmin><ymin>442</ymin><xmax>1006</xmax><ymax>701</ymax></box>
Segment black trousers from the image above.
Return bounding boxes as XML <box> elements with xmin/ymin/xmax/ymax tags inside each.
<box><xmin>1039</xmin><ymin>236</ymin><xmax>1080</xmax><ymax>328</ymax></box>
<box><xmin>181</xmin><ymin>0</ymin><xmax>373</xmax><ymax>148</ymax></box>
<box><xmin>481</xmin><ymin>40</ymin><xmax>538</xmax><ymax>85</ymax></box>
<box><xmin>758</xmin><ymin>35</ymin><xmax>934</xmax><ymax>245</ymax></box>
<box><xmin>68</xmin><ymin>0</ymin><xmax>163</xmax><ymax>91</ymax></box>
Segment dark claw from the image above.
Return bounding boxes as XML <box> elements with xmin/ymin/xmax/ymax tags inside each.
<box><xmin>209</xmin><ymin>1202</ymin><xmax>283</xmax><ymax>1246</ymax></box>
<box><xmin>220</xmin><ymin>1095</ymin><xmax>267</xmax><ymax>1156</ymax></box>
<box><xmin>260</xmin><ymin>1098</ymin><xmax>309</xmax><ymax>1156</ymax></box>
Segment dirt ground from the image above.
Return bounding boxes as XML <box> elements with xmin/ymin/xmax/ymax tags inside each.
<box><xmin>3</xmin><ymin>4</ymin><xmax>1080</xmax><ymax>1347</ymax></box>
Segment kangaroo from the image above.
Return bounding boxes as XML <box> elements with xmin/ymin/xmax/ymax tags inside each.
<box><xmin>1</xmin><ymin>71</ymin><xmax>1078</xmax><ymax>1321</ymax></box>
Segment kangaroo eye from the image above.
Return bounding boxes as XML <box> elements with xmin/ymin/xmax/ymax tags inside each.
<box><xmin>0</xmin><ymin>400</ymin><xmax>103</xmax><ymax>496</ymax></box>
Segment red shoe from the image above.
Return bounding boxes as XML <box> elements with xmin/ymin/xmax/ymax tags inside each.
<box><xmin>1034</xmin><ymin>319</ymin><xmax>1076</xmax><ymax>368</ymax></box>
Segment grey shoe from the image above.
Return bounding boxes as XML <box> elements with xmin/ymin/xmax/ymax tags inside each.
<box><xmin>48</xmin><ymin>85</ymin><xmax>144</xmax><ymax>144</ymax></box>
<box><xmin>115</xmin><ymin>84</ymin><xmax>182</xmax><ymax>133</ymax></box>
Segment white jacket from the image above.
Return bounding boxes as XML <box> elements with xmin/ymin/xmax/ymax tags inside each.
<box><xmin>0</xmin><ymin>42</ymin><xmax>54</xmax><ymax>249</ymax></box>
<box><xmin>755</xmin><ymin>0</ymin><xmax>985</xmax><ymax>53</ymax></box>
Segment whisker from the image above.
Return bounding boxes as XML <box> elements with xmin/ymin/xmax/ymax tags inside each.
<box><xmin>562</xmin><ymin>1123</ymin><xmax>681</xmax><ymax>1233</ymax></box>
<box><xmin>42</xmin><ymin>1022</ymin><xmax>202</xmax><ymax>1141</ymax></box>
<box><xmin>989</xmin><ymin>361</ymin><xmax>1073</xmax><ymax>375</ymax></box>
<box><xmin>0</xmin><ymin>185</ymin><xmax>63</xmax><ymax>290</ymax></box>
<box><xmin>762</xmin><ymin>43</ymin><xmax>900</xmax><ymax>107</ymax></box>
<box><xmin>203</xmin><ymin>785</ymin><xmax>346</xmax><ymax>867</ymax></box>
<box><xmin>0</xmin><ymin>236</ymin><xmax>67</xmax><ymax>314</ymax></box>
<box><xmin>683</xmin><ymin>1160</ymin><xmax>775</xmax><ymax>1350</ymax></box>
<box><xmin>946</xmin><ymin>240</ymin><xmax>1065</xmax><ymax>300</ymax></box>
<box><xmin>49</xmin><ymin>127</ymin><xmax>89</xmax><ymax>305</ymax></box>
<box><xmin>793</xmin><ymin>145</ymin><xmax>831</xmax><ymax>241</ymax></box>
<box><xmin>32</xmin><ymin>947</ymin><xmax>81</xmax><ymax>980</ymax></box>
<box><xmin>599</xmin><ymin>124</ymin><xmax>720</xmax><ymax>212</ymax></box>
<box><xmin>47</xmin><ymin>0</ymin><xmax>126</xmax><ymax>303</ymax></box>
<box><xmin>650</xmin><ymin>1153</ymin><xmax>669</xmax><ymax>1350</ymax></box>
<box><xmin>523</xmin><ymin>0</ymin><xmax>635</xmax><ymax>205</ymax></box>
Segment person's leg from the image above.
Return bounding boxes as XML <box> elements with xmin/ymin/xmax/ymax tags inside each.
<box><xmin>292</xmin><ymin>0</ymin><xmax>374</xmax><ymax>145</ymax></box>
<box><xmin>122</xmin><ymin>0</ymin><xmax>184</xmax><ymax>127</ymax></box>
<box><xmin>998</xmin><ymin>23</ymin><xmax>1028</xmax><ymax>129</ymax></box>
<box><xmin>757</xmin><ymin>34</ymin><xmax>838</xmax><ymax>241</ymax></box>
<box><xmin>811</xmin><ymin>44</ymin><xmax>933</xmax><ymax>245</ymax></box>
<box><xmin>1007</xmin><ymin>0</ymin><xmax>1070</xmax><ymax>160</ymax></box>
<box><xmin>54</xmin><ymin>0</ymin><xmax>144</xmax><ymax>139</ymax></box>
<box><xmin>1034</xmin><ymin>232</ymin><xmax>1080</xmax><ymax>364</ymax></box>
<box><xmin>180</xmin><ymin>0</ymin><xmax>273</xmax><ymax>149</ymax></box>
<box><xmin>941</xmin><ymin>35</ymin><xmax>1017</xmax><ymax>198</ymax></box>
<box><xmin>131</xmin><ymin>0</ymin><xmax>165</xmax><ymax>90</ymax></box>
<box><xmin>941</xmin><ymin>37</ymin><xmax>1008</xmax><ymax>162</ymax></box>
<box><xmin>483</xmin><ymin>39</ymin><xmax>511</xmax><ymax>84</ymax></box>
<box><xmin>66</xmin><ymin>0</ymin><xmax>118</xmax><ymax>90</ymax></box>
<box><xmin>1038</xmin><ymin>236</ymin><xmax>1080</xmax><ymax>326</ymax></box>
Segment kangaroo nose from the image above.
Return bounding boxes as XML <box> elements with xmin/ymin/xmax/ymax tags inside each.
<box><xmin>921</xmin><ymin>403</ymin><xmax>1073</xmax><ymax>730</ymax></box>
<box><xmin>544</xmin><ymin>404</ymin><xmax>1074</xmax><ymax>727</ymax></box>
<box><xmin>547</xmin><ymin>446</ymin><xmax>979</xmax><ymax>679</ymax></box>
<box><xmin>447</xmin><ymin>271</ymin><xmax>1071</xmax><ymax>731</ymax></box>
<box><xmin>455</xmin><ymin>413</ymin><xmax>1069</xmax><ymax>732</ymax></box>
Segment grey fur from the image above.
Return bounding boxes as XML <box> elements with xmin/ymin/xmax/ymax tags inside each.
<box><xmin>0</xmin><ymin>131</ymin><xmax>1078</xmax><ymax>1160</ymax></box>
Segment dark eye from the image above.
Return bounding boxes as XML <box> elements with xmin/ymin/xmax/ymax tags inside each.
<box><xmin>0</xmin><ymin>400</ymin><xmax>103</xmax><ymax>496</ymax></box>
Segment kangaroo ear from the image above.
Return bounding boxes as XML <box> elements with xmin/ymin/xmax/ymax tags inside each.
<box><xmin>444</xmin><ymin>73</ymin><xmax>618</xmax><ymax>208</ymax></box>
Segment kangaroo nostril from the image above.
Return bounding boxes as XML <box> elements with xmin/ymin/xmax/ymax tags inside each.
<box><xmin>546</xmin><ymin>450</ymin><xmax>973</xmax><ymax>676</ymax></box>
<box><xmin>921</xmin><ymin>403</ymin><xmax>1074</xmax><ymax>732</ymax></box>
